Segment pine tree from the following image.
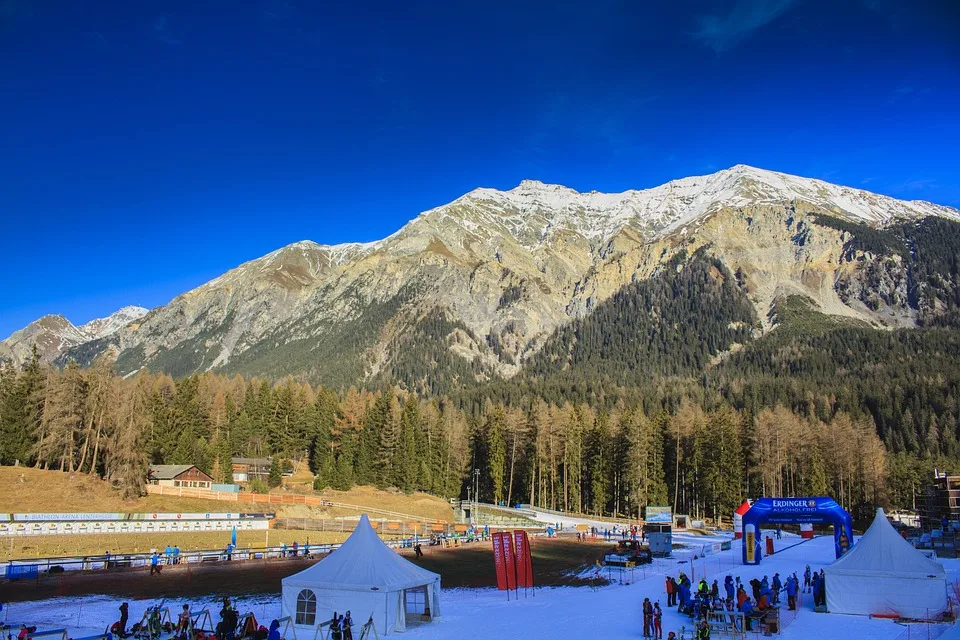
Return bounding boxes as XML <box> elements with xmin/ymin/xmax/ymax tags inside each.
<box><xmin>397</xmin><ymin>394</ymin><xmax>420</xmax><ymax>492</ymax></box>
<box><xmin>486</xmin><ymin>406</ymin><xmax>507</xmax><ymax>503</ymax></box>
<box><xmin>355</xmin><ymin>394</ymin><xmax>382</xmax><ymax>485</ymax></box>
<box><xmin>211</xmin><ymin>433</ymin><xmax>233</xmax><ymax>484</ymax></box>
<box><xmin>106</xmin><ymin>375</ymin><xmax>151</xmax><ymax>499</ymax></box>
<box><xmin>37</xmin><ymin>362</ymin><xmax>86</xmax><ymax>471</ymax></box>
<box><xmin>376</xmin><ymin>394</ymin><xmax>402</xmax><ymax>487</ymax></box>
<box><xmin>585</xmin><ymin>411</ymin><xmax>611</xmax><ymax>515</ymax></box>
<box><xmin>268</xmin><ymin>457</ymin><xmax>282</xmax><ymax>488</ymax></box>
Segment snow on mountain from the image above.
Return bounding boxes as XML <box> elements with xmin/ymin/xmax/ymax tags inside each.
<box><xmin>7</xmin><ymin>164</ymin><xmax>960</xmax><ymax>375</ymax></box>
<box><xmin>78</xmin><ymin>306</ymin><xmax>150</xmax><ymax>340</ymax></box>
<box><xmin>412</xmin><ymin>164</ymin><xmax>959</xmax><ymax>249</ymax></box>
<box><xmin>1</xmin><ymin>306</ymin><xmax>148</xmax><ymax>365</ymax></box>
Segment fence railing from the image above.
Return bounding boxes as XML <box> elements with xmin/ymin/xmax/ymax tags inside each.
<box><xmin>145</xmin><ymin>485</ymin><xmax>446</xmax><ymax>523</ymax></box>
<box><xmin>3</xmin><ymin>531</ymin><xmax>486</xmax><ymax>578</ymax></box>
<box><xmin>272</xmin><ymin>518</ymin><xmax>463</xmax><ymax>537</ymax></box>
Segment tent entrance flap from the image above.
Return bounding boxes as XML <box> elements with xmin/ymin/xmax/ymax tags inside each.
<box><xmin>402</xmin><ymin>586</ymin><xmax>433</xmax><ymax>630</ymax></box>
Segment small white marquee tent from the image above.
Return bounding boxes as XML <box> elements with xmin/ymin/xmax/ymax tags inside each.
<box><xmin>281</xmin><ymin>514</ymin><xmax>441</xmax><ymax>636</ymax></box>
<box><xmin>825</xmin><ymin>508</ymin><xmax>947</xmax><ymax>619</ymax></box>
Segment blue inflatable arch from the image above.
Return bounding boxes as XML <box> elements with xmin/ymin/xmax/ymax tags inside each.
<box><xmin>741</xmin><ymin>497</ymin><xmax>853</xmax><ymax>565</ymax></box>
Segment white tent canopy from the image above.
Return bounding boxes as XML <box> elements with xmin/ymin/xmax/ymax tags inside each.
<box><xmin>281</xmin><ymin>514</ymin><xmax>441</xmax><ymax>636</ymax></box>
<box><xmin>825</xmin><ymin>508</ymin><xmax>947</xmax><ymax>619</ymax></box>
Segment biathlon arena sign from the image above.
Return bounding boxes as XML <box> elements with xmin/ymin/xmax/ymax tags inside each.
<box><xmin>0</xmin><ymin>512</ymin><xmax>275</xmax><ymax>537</ymax></box>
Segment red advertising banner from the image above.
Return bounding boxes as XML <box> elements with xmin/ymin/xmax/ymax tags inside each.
<box><xmin>503</xmin><ymin>532</ymin><xmax>517</xmax><ymax>591</ymax></box>
<box><xmin>492</xmin><ymin>532</ymin><xmax>509</xmax><ymax>590</ymax></box>
<box><xmin>514</xmin><ymin>530</ymin><xmax>534</xmax><ymax>588</ymax></box>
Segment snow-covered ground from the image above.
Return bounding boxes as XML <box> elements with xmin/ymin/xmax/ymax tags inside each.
<box><xmin>5</xmin><ymin>531</ymin><xmax>959</xmax><ymax>640</ymax></box>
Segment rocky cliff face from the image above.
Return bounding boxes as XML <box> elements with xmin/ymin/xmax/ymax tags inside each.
<box><xmin>0</xmin><ymin>306</ymin><xmax>148</xmax><ymax>365</ymax></box>
<box><xmin>4</xmin><ymin>165</ymin><xmax>958</xmax><ymax>385</ymax></box>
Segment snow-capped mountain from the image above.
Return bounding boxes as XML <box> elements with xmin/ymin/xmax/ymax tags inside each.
<box><xmin>1</xmin><ymin>306</ymin><xmax>148</xmax><ymax>366</ymax></box>
<box><xmin>78</xmin><ymin>306</ymin><xmax>150</xmax><ymax>341</ymax></box>
<box><xmin>400</xmin><ymin>164</ymin><xmax>957</xmax><ymax>250</ymax></box>
<box><xmin>4</xmin><ymin>165</ymin><xmax>959</xmax><ymax>382</ymax></box>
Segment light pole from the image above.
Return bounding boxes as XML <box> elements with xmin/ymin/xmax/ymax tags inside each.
<box><xmin>473</xmin><ymin>468</ymin><xmax>481</xmax><ymax>508</ymax></box>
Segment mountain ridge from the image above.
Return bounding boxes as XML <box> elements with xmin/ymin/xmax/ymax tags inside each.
<box><xmin>3</xmin><ymin>165</ymin><xmax>959</xmax><ymax>384</ymax></box>
<box><xmin>0</xmin><ymin>306</ymin><xmax>148</xmax><ymax>365</ymax></box>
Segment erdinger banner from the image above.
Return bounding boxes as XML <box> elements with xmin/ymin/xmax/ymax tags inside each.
<box><xmin>492</xmin><ymin>532</ymin><xmax>509</xmax><ymax>590</ymax></box>
<box><xmin>514</xmin><ymin>530</ymin><xmax>534</xmax><ymax>588</ymax></box>
<box><xmin>741</xmin><ymin>496</ymin><xmax>853</xmax><ymax>565</ymax></box>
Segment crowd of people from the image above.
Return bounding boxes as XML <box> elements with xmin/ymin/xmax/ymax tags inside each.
<box><xmin>655</xmin><ymin>563</ymin><xmax>822</xmax><ymax>639</ymax></box>
<box><xmin>106</xmin><ymin>597</ymin><xmax>289</xmax><ymax>640</ymax></box>
<box><xmin>576</xmin><ymin>524</ymin><xmax>646</xmax><ymax>543</ymax></box>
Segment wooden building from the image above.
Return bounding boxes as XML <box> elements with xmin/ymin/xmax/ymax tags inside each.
<box><xmin>148</xmin><ymin>464</ymin><xmax>214</xmax><ymax>489</ymax></box>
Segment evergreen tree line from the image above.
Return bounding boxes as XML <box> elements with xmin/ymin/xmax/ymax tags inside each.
<box><xmin>0</xmin><ymin>348</ymin><xmax>898</xmax><ymax>521</ymax></box>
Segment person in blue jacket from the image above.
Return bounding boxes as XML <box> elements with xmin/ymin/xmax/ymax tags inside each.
<box><xmin>724</xmin><ymin>575</ymin><xmax>735</xmax><ymax>601</ymax></box>
<box><xmin>741</xmin><ymin>598</ymin><xmax>755</xmax><ymax>631</ymax></box>
<box><xmin>679</xmin><ymin>580</ymin><xmax>691</xmax><ymax>613</ymax></box>
<box><xmin>267</xmin><ymin>620</ymin><xmax>281</xmax><ymax>640</ymax></box>
<box><xmin>771</xmin><ymin>573</ymin><xmax>782</xmax><ymax>604</ymax></box>
<box><xmin>785</xmin><ymin>574</ymin><xmax>798</xmax><ymax>610</ymax></box>
<box><xmin>812</xmin><ymin>572</ymin><xmax>822</xmax><ymax>607</ymax></box>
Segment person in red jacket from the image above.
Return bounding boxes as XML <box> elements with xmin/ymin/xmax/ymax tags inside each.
<box><xmin>665</xmin><ymin>577</ymin><xmax>674</xmax><ymax>606</ymax></box>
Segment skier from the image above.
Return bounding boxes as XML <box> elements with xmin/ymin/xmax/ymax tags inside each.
<box><xmin>219</xmin><ymin>598</ymin><xmax>238</xmax><ymax>640</ymax></box>
<box><xmin>697</xmin><ymin>619</ymin><xmax>711</xmax><ymax>640</ymax></box>
<box><xmin>653</xmin><ymin>602</ymin><xmax>663</xmax><ymax>639</ymax></box>
<box><xmin>803</xmin><ymin>566</ymin><xmax>812</xmax><ymax>593</ymax></box>
<box><xmin>343</xmin><ymin>611</ymin><xmax>354</xmax><ymax>640</ymax></box>
<box><xmin>771</xmin><ymin>573</ymin><xmax>782</xmax><ymax>605</ymax></box>
<box><xmin>642</xmin><ymin>597</ymin><xmax>653</xmax><ymax>638</ymax></box>
<box><xmin>176</xmin><ymin>604</ymin><xmax>191</xmax><ymax>639</ymax></box>
<box><xmin>119</xmin><ymin>602</ymin><xmax>129</xmax><ymax>638</ymax></box>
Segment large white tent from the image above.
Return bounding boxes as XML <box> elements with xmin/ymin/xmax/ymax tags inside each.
<box><xmin>825</xmin><ymin>508</ymin><xmax>947</xmax><ymax>619</ymax></box>
<box><xmin>281</xmin><ymin>514</ymin><xmax>441</xmax><ymax>636</ymax></box>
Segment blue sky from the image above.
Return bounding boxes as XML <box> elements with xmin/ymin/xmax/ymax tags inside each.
<box><xmin>1</xmin><ymin>0</ymin><xmax>959</xmax><ymax>337</ymax></box>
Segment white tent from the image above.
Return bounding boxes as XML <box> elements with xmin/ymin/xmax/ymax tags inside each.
<box><xmin>281</xmin><ymin>515</ymin><xmax>441</xmax><ymax>636</ymax></box>
<box><xmin>825</xmin><ymin>508</ymin><xmax>947</xmax><ymax>619</ymax></box>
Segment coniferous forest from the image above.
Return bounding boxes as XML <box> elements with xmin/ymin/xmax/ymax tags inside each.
<box><xmin>3</xmin><ymin>223</ymin><xmax>960</xmax><ymax>522</ymax></box>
